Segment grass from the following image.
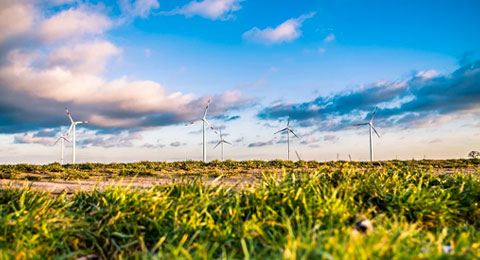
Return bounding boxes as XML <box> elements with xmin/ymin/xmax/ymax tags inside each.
<box><xmin>0</xmin><ymin>161</ymin><xmax>479</xmax><ymax>259</ymax></box>
<box><xmin>0</xmin><ymin>159</ymin><xmax>479</xmax><ymax>181</ymax></box>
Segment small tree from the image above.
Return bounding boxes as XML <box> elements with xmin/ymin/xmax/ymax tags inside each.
<box><xmin>468</xmin><ymin>151</ymin><xmax>480</xmax><ymax>159</ymax></box>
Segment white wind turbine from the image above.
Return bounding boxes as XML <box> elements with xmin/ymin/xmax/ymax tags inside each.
<box><xmin>65</xmin><ymin>107</ymin><xmax>88</xmax><ymax>164</ymax></box>
<box><xmin>214</xmin><ymin>129</ymin><xmax>232</xmax><ymax>161</ymax></box>
<box><xmin>185</xmin><ymin>99</ymin><xmax>217</xmax><ymax>162</ymax></box>
<box><xmin>54</xmin><ymin>133</ymin><xmax>70</xmax><ymax>164</ymax></box>
<box><xmin>274</xmin><ymin>119</ymin><xmax>299</xmax><ymax>160</ymax></box>
<box><xmin>353</xmin><ymin>107</ymin><xmax>380</xmax><ymax>162</ymax></box>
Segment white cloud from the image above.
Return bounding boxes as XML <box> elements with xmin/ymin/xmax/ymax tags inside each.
<box><xmin>119</xmin><ymin>0</ymin><xmax>160</xmax><ymax>18</ymax></box>
<box><xmin>169</xmin><ymin>0</ymin><xmax>242</xmax><ymax>20</ymax></box>
<box><xmin>40</xmin><ymin>7</ymin><xmax>113</xmax><ymax>42</ymax></box>
<box><xmin>323</xmin><ymin>33</ymin><xmax>335</xmax><ymax>43</ymax></box>
<box><xmin>47</xmin><ymin>40</ymin><xmax>121</xmax><ymax>74</ymax></box>
<box><xmin>0</xmin><ymin>1</ymin><xmax>253</xmax><ymax>134</ymax></box>
<box><xmin>416</xmin><ymin>70</ymin><xmax>439</xmax><ymax>79</ymax></box>
<box><xmin>0</xmin><ymin>1</ymin><xmax>34</xmax><ymax>43</ymax></box>
<box><xmin>243</xmin><ymin>12</ymin><xmax>315</xmax><ymax>45</ymax></box>
<box><xmin>14</xmin><ymin>133</ymin><xmax>53</xmax><ymax>146</ymax></box>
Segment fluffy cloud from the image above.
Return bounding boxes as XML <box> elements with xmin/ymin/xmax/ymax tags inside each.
<box><xmin>0</xmin><ymin>2</ymin><xmax>253</xmax><ymax>135</ymax></box>
<box><xmin>243</xmin><ymin>12</ymin><xmax>315</xmax><ymax>45</ymax></box>
<box><xmin>258</xmin><ymin>61</ymin><xmax>480</xmax><ymax>130</ymax></box>
<box><xmin>168</xmin><ymin>0</ymin><xmax>242</xmax><ymax>20</ymax></box>
<box><xmin>0</xmin><ymin>1</ymin><xmax>34</xmax><ymax>43</ymax></box>
<box><xmin>119</xmin><ymin>0</ymin><xmax>160</xmax><ymax>18</ymax></box>
<box><xmin>40</xmin><ymin>7</ymin><xmax>113</xmax><ymax>43</ymax></box>
<box><xmin>14</xmin><ymin>133</ymin><xmax>54</xmax><ymax>146</ymax></box>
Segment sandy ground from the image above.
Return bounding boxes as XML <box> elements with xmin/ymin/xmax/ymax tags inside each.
<box><xmin>0</xmin><ymin>175</ymin><xmax>259</xmax><ymax>194</ymax></box>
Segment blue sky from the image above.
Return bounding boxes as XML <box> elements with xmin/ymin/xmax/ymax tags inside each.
<box><xmin>0</xmin><ymin>0</ymin><xmax>479</xmax><ymax>163</ymax></box>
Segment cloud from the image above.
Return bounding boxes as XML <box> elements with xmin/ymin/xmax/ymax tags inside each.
<box><xmin>47</xmin><ymin>40</ymin><xmax>122</xmax><ymax>74</ymax></box>
<box><xmin>258</xmin><ymin>60</ymin><xmax>480</xmax><ymax>130</ymax></box>
<box><xmin>143</xmin><ymin>142</ymin><xmax>165</xmax><ymax>149</ymax></box>
<box><xmin>166</xmin><ymin>0</ymin><xmax>242</xmax><ymax>20</ymax></box>
<box><xmin>0</xmin><ymin>1</ymin><xmax>34</xmax><ymax>43</ymax></box>
<box><xmin>14</xmin><ymin>133</ymin><xmax>54</xmax><ymax>146</ymax></box>
<box><xmin>243</xmin><ymin>12</ymin><xmax>315</xmax><ymax>45</ymax></box>
<box><xmin>33</xmin><ymin>128</ymin><xmax>57</xmax><ymax>138</ymax></box>
<box><xmin>323</xmin><ymin>33</ymin><xmax>335</xmax><ymax>43</ymax></box>
<box><xmin>248</xmin><ymin>140</ymin><xmax>273</xmax><ymax>147</ymax></box>
<box><xmin>170</xmin><ymin>141</ymin><xmax>186</xmax><ymax>147</ymax></box>
<box><xmin>300</xmin><ymin>137</ymin><xmax>321</xmax><ymax>145</ymax></box>
<box><xmin>119</xmin><ymin>0</ymin><xmax>160</xmax><ymax>19</ymax></box>
<box><xmin>234</xmin><ymin>137</ymin><xmax>244</xmax><ymax>143</ymax></box>
<box><xmin>429</xmin><ymin>138</ymin><xmax>442</xmax><ymax>144</ymax></box>
<box><xmin>0</xmin><ymin>2</ymin><xmax>254</xmax><ymax>134</ymax></box>
<box><xmin>323</xmin><ymin>135</ymin><xmax>339</xmax><ymax>142</ymax></box>
<box><xmin>77</xmin><ymin>131</ymin><xmax>143</xmax><ymax>148</ymax></box>
<box><xmin>212</xmin><ymin>114</ymin><xmax>240</xmax><ymax>121</ymax></box>
<box><xmin>40</xmin><ymin>7</ymin><xmax>113</xmax><ymax>43</ymax></box>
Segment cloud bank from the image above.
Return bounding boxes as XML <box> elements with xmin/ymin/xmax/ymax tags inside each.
<box><xmin>258</xmin><ymin>60</ymin><xmax>480</xmax><ymax>130</ymax></box>
<box><xmin>0</xmin><ymin>1</ymin><xmax>253</xmax><ymax>135</ymax></box>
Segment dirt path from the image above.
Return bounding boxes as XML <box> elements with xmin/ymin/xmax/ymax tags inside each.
<box><xmin>0</xmin><ymin>175</ymin><xmax>259</xmax><ymax>194</ymax></box>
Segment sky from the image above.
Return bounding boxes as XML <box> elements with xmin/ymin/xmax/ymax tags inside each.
<box><xmin>0</xmin><ymin>0</ymin><xmax>479</xmax><ymax>163</ymax></box>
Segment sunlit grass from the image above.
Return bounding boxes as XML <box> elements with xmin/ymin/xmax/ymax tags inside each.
<box><xmin>1</xmin><ymin>162</ymin><xmax>479</xmax><ymax>259</ymax></box>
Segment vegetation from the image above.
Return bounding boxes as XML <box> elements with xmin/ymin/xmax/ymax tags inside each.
<box><xmin>0</xmin><ymin>159</ymin><xmax>479</xmax><ymax>181</ymax></box>
<box><xmin>469</xmin><ymin>151</ymin><xmax>480</xmax><ymax>159</ymax></box>
<box><xmin>0</xmin><ymin>162</ymin><xmax>479</xmax><ymax>259</ymax></box>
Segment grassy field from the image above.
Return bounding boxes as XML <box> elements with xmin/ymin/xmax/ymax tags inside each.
<box><xmin>0</xmin><ymin>160</ymin><xmax>479</xmax><ymax>259</ymax></box>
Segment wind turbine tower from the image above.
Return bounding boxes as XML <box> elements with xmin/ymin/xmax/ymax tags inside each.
<box><xmin>353</xmin><ymin>107</ymin><xmax>380</xmax><ymax>162</ymax></box>
<box><xmin>65</xmin><ymin>107</ymin><xmax>88</xmax><ymax>164</ymax></box>
<box><xmin>54</xmin><ymin>134</ymin><xmax>70</xmax><ymax>164</ymax></box>
<box><xmin>214</xmin><ymin>129</ymin><xmax>232</xmax><ymax>161</ymax></box>
<box><xmin>186</xmin><ymin>99</ymin><xmax>218</xmax><ymax>162</ymax></box>
<box><xmin>274</xmin><ymin>119</ymin><xmax>299</xmax><ymax>160</ymax></box>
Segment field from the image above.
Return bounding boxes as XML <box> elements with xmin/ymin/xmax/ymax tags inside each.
<box><xmin>1</xmin><ymin>159</ymin><xmax>480</xmax><ymax>259</ymax></box>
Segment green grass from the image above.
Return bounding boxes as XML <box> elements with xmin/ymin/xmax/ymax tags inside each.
<box><xmin>1</xmin><ymin>159</ymin><xmax>479</xmax><ymax>181</ymax></box>
<box><xmin>1</xmin><ymin>162</ymin><xmax>479</xmax><ymax>259</ymax></box>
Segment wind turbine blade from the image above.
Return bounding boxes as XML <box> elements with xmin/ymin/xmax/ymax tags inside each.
<box><xmin>372</xmin><ymin>126</ymin><xmax>380</xmax><ymax>138</ymax></box>
<box><xmin>287</xmin><ymin>118</ymin><xmax>290</xmax><ymax>126</ymax></box>
<box><xmin>224</xmin><ymin>140</ymin><xmax>232</xmax><ymax>145</ymax></box>
<box><xmin>290</xmin><ymin>129</ymin><xmax>299</xmax><ymax>138</ymax></box>
<box><xmin>185</xmin><ymin>120</ymin><xmax>202</xmax><ymax>126</ymax></box>
<box><xmin>66</xmin><ymin>124</ymin><xmax>74</xmax><ymax>135</ymax></box>
<box><xmin>54</xmin><ymin>137</ymin><xmax>61</xmax><ymax>145</ymax></box>
<box><xmin>65</xmin><ymin>107</ymin><xmax>74</xmax><ymax>123</ymax></box>
<box><xmin>370</xmin><ymin>107</ymin><xmax>378</xmax><ymax>123</ymax></box>
<box><xmin>352</xmin><ymin>123</ymin><xmax>369</xmax><ymax>126</ymax></box>
<box><xmin>204</xmin><ymin>119</ymin><xmax>218</xmax><ymax>134</ymax></box>
<box><xmin>203</xmin><ymin>99</ymin><xmax>211</xmax><ymax>118</ymax></box>
<box><xmin>274</xmin><ymin>128</ymin><xmax>288</xmax><ymax>134</ymax></box>
<box><xmin>295</xmin><ymin>150</ymin><xmax>301</xmax><ymax>161</ymax></box>
<box><xmin>63</xmin><ymin>137</ymin><xmax>71</xmax><ymax>143</ymax></box>
<box><xmin>213</xmin><ymin>141</ymin><xmax>221</xmax><ymax>149</ymax></box>
<box><xmin>75</xmin><ymin>121</ymin><xmax>88</xmax><ymax>125</ymax></box>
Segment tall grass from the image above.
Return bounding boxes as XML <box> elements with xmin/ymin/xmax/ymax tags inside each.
<box><xmin>1</xmin><ymin>164</ymin><xmax>479</xmax><ymax>259</ymax></box>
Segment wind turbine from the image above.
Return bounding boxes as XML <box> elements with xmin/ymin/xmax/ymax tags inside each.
<box><xmin>274</xmin><ymin>119</ymin><xmax>299</xmax><ymax>160</ymax></box>
<box><xmin>185</xmin><ymin>99</ymin><xmax>217</xmax><ymax>162</ymax></box>
<box><xmin>353</xmin><ymin>107</ymin><xmax>380</xmax><ymax>162</ymax></box>
<box><xmin>214</xmin><ymin>129</ymin><xmax>232</xmax><ymax>161</ymax></box>
<box><xmin>54</xmin><ymin>133</ymin><xmax>70</xmax><ymax>164</ymax></box>
<box><xmin>65</xmin><ymin>107</ymin><xmax>88</xmax><ymax>164</ymax></box>
<box><xmin>295</xmin><ymin>150</ymin><xmax>302</xmax><ymax>161</ymax></box>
